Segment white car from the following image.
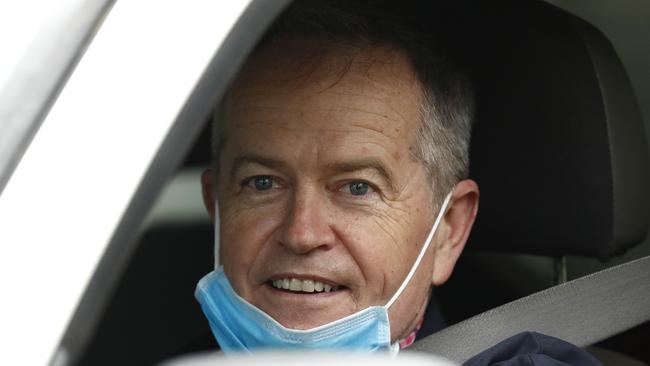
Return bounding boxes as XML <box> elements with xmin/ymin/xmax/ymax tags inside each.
<box><xmin>1</xmin><ymin>1</ymin><xmax>648</xmax><ymax>365</ymax></box>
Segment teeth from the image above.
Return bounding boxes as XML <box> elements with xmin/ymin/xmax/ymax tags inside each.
<box><xmin>271</xmin><ymin>278</ymin><xmax>336</xmax><ymax>293</ymax></box>
<box><xmin>290</xmin><ymin>278</ymin><xmax>302</xmax><ymax>291</ymax></box>
<box><xmin>302</xmin><ymin>280</ymin><xmax>314</xmax><ymax>292</ymax></box>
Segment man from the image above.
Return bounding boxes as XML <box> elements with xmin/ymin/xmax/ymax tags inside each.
<box><xmin>198</xmin><ymin>0</ymin><xmax>477</xmax><ymax>351</ymax></box>
<box><xmin>195</xmin><ymin>1</ymin><xmax>602</xmax><ymax>364</ymax></box>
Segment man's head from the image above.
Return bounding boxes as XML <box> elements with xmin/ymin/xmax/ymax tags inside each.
<box><xmin>201</xmin><ymin>1</ymin><xmax>479</xmax><ymax>343</ymax></box>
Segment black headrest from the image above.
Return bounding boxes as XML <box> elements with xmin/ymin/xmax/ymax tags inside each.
<box><xmin>464</xmin><ymin>2</ymin><xmax>650</xmax><ymax>260</ymax></box>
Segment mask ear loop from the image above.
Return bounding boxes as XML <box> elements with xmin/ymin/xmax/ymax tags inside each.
<box><xmin>385</xmin><ymin>190</ymin><xmax>454</xmax><ymax>309</ymax></box>
<box><xmin>214</xmin><ymin>200</ymin><xmax>221</xmax><ymax>269</ymax></box>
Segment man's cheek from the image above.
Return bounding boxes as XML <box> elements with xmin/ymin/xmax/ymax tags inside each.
<box><xmin>369</xmin><ymin>208</ymin><xmax>415</xmax><ymax>253</ymax></box>
<box><xmin>340</xmin><ymin>215</ymin><xmax>408</xmax><ymax>298</ymax></box>
<box><xmin>220</xmin><ymin>208</ymin><xmax>270</xmax><ymax>266</ymax></box>
<box><xmin>222</xmin><ymin>194</ymin><xmax>286</xmax><ymax>229</ymax></box>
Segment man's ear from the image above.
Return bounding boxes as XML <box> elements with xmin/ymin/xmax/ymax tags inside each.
<box><xmin>201</xmin><ymin>169</ymin><xmax>217</xmax><ymax>222</ymax></box>
<box><xmin>432</xmin><ymin>179</ymin><xmax>479</xmax><ymax>286</ymax></box>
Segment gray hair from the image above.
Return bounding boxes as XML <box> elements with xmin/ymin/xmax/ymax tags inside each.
<box><xmin>415</xmin><ymin>80</ymin><xmax>474</xmax><ymax>205</ymax></box>
<box><xmin>213</xmin><ymin>0</ymin><xmax>475</xmax><ymax>206</ymax></box>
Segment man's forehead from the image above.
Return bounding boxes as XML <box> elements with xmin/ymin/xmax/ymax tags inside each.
<box><xmin>225</xmin><ymin>37</ymin><xmax>423</xmax><ymax>140</ymax></box>
<box><xmin>232</xmin><ymin>37</ymin><xmax>418</xmax><ymax>88</ymax></box>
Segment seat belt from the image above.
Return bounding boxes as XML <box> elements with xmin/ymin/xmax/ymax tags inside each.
<box><xmin>408</xmin><ymin>255</ymin><xmax>650</xmax><ymax>364</ymax></box>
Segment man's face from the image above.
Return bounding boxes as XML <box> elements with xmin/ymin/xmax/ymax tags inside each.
<box><xmin>205</xmin><ymin>39</ymin><xmax>452</xmax><ymax>341</ymax></box>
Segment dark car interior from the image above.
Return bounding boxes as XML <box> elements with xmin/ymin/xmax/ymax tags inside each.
<box><xmin>75</xmin><ymin>1</ymin><xmax>650</xmax><ymax>365</ymax></box>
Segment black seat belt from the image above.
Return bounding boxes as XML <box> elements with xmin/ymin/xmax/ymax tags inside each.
<box><xmin>408</xmin><ymin>255</ymin><xmax>650</xmax><ymax>364</ymax></box>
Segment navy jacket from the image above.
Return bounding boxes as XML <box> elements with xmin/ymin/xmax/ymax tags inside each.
<box><xmin>464</xmin><ymin>332</ymin><xmax>603</xmax><ymax>366</ymax></box>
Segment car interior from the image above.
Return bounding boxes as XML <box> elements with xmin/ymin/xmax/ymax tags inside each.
<box><xmin>71</xmin><ymin>0</ymin><xmax>650</xmax><ymax>365</ymax></box>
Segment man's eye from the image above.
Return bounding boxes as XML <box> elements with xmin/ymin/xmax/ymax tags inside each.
<box><xmin>342</xmin><ymin>181</ymin><xmax>374</xmax><ymax>196</ymax></box>
<box><xmin>247</xmin><ymin>176</ymin><xmax>275</xmax><ymax>191</ymax></box>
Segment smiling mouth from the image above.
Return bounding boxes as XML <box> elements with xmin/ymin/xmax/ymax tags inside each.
<box><xmin>269</xmin><ymin>278</ymin><xmax>342</xmax><ymax>293</ymax></box>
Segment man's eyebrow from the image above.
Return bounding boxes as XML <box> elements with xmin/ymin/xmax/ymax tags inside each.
<box><xmin>230</xmin><ymin>155</ymin><xmax>290</xmax><ymax>182</ymax></box>
<box><xmin>328</xmin><ymin>159</ymin><xmax>397</xmax><ymax>191</ymax></box>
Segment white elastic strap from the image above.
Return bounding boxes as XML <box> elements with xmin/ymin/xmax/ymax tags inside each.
<box><xmin>386</xmin><ymin>191</ymin><xmax>454</xmax><ymax>309</ymax></box>
<box><xmin>214</xmin><ymin>200</ymin><xmax>221</xmax><ymax>269</ymax></box>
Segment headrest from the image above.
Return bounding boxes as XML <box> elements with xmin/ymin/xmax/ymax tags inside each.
<box><xmin>464</xmin><ymin>2</ymin><xmax>650</xmax><ymax>260</ymax></box>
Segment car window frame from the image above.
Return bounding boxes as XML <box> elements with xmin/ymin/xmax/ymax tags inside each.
<box><xmin>0</xmin><ymin>0</ymin><xmax>114</xmax><ymax>195</ymax></box>
<box><xmin>0</xmin><ymin>1</ymin><xmax>290</xmax><ymax>365</ymax></box>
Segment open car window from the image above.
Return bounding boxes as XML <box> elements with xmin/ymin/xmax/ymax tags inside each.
<box><xmin>1</xmin><ymin>1</ymin><xmax>649</xmax><ymax>365</ymax></box>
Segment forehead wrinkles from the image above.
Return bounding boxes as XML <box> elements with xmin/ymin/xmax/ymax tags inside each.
<box><xmin>228</xmin><ymin>91</ymin><xmax>410</xmax><ymax>139</ymax></box>
<box><xmin>226</xmin><ymin>42</ymin><xmax>423</xmax><ymax>141</ymax></box>
<box><xmin>231</xmin><ymin>40</ymin><xmax>421</xmax><ymax>101</ymax></box>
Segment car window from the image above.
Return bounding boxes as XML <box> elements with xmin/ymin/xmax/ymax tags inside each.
<box><xmin>80</xmin><ymin>1</ymin><xmax>650</xmax><ymax>364</ymax></box>
<box><xmin>2</xmin><ymin>1</ymin><xmax>649</xmax><ymax>365</ymax></box>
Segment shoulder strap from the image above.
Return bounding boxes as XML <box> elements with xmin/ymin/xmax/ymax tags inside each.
<box><xmin>408</xmin><ymin>255</ymin><xmax>650</xmax><ymax>364</ymax></box>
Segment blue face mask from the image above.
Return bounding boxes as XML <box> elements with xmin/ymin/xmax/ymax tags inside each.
<box><xmin>195</xmin><ymin>191</ymin><xmax>454</xmax><ymax>354</ymax></box>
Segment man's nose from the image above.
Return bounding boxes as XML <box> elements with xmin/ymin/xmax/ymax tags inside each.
<box><xmin>280</xmin><ymin>188</ymin><xmax>336</xmax><ymax>254</ymax></box>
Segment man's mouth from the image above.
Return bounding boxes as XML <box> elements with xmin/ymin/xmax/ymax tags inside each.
<box><xmin>269</xmin><ymin>278</ymin><xmax>341</xmax><ymax>293</ymax></box>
